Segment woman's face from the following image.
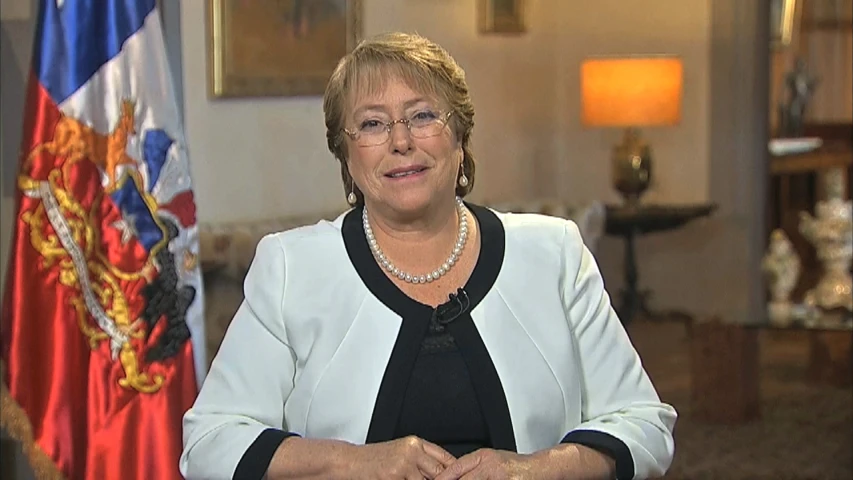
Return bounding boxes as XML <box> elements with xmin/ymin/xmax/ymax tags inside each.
<box><xmin>344</xmin><ymin>76</ymin><xmax>462</xmax><ymax>217</ymax></box>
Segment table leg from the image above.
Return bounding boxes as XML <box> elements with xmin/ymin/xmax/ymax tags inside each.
<box><xmin>618</xmin><ymin>229</ymin><xmax>643</xmax><ymax>323</ymax></box>
<box><xmin>617</xmin><ymin>229</ymin><xmax>654</xmax><ymax>323</ymax></box>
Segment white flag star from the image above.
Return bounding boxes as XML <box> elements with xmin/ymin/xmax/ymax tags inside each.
<box><xmin>111</xmin><ymin>213</ymin><xmax>138</xmax><ymax>245</ymax></box>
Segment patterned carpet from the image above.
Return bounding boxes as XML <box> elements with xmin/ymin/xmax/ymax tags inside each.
<box><xmin>627</xmin><ymin>320</ymin><xmax>852</xmax><ymax>480</ymax></box>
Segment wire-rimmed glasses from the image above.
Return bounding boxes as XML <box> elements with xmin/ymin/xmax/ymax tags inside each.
<box><xmin>343</xmin><ymin>110</ymin><xmax>453</xmax><ymax>147</ymax></box>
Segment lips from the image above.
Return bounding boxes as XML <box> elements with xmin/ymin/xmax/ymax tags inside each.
<box><xmin>385</xmin><ymin>166</ymin><xmax>428</xmax><ymax>178</ymax></box>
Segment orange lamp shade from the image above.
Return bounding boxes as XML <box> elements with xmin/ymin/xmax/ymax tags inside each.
<box><xmin>580</xmin><ymin>56</ymin><xmax>683</xmax><ymax>127</ymax></box>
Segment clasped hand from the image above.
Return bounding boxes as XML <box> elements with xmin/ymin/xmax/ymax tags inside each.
<box><xmin>354</xmin><ymin>435</ymin><xmax>537</xmax><ymax>480</ymax></box>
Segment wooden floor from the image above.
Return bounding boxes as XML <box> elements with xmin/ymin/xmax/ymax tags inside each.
<box><xmin>627</xmin><ymin>319</ymin><xmax>852</xmax><ymax>479</ymax></box>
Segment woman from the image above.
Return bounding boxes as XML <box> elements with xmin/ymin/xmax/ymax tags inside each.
<box><xmin>180</xmin><ymin>32</ymin><xmax>676</xmax><ymax>480</ymax></box>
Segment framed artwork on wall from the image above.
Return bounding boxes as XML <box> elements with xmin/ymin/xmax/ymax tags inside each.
<box><xmin>477</xmin><ymin>0</ymin><xmax>526</xmax><ymax>34</ymax></box>
<box><xmin>0</xmin><ymin>0</ymin><xmax>30</xmax><ymax>20</ymax></box>
<box><xmin>206</xmin><ymin>0</ymin><xmax>362</xmax><ymax>98</ymax></box>
<box><xmin>770</xmin><ymin>0</ymin><xmax>799</xmax><ymax>49</ymax></box>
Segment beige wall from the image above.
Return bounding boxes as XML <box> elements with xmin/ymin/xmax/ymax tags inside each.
<box><xmin>0</xmin><ymin>8</ymin><xmax>33</xmax><ymax>298</ymax></box>
<box><xmin>180</xmin><ymin>0</ymin><xmax>711</xmax><ymax>224</ymax></box>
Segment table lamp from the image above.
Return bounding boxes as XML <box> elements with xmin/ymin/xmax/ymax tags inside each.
<box><xmin>580</xmin><ymin>56</ymin><xmax>683</xmax><ymax>205</ymax></box>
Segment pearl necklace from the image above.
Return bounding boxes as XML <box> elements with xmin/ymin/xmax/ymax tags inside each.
<box><xmin>363</xmin><ymin>197</ymin><xmax>468</xmax><ymax>284</ymax></box>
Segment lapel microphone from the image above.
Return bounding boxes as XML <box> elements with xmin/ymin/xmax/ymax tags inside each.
<box><xmin>432</xmin><ymin>288</ymin><xmax>471</xmax><ymax>325</ymax></box>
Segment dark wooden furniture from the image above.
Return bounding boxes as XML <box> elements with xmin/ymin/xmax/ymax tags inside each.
<box><xmin>0</xmin><ymin>437</ymin><xmax>15</xmax><ymax>480</ymax></box>
<box><xmin>691</xmin><ymin>316</ymin><xmax>851</xmax><ymax>425</ymax></box>
<box><xmin>807</xmin><ymin>329</ymin><xmax>853</xmax><ymax>387</ymax></box>
<box><xmin>769</xmin><ymin>144</ymin><xmax>852</xmax><ymax>176</ymax></box>
<box><xmin>605</xmin><ymin>203</ymin><xmax>718</xmax><ymax>324</ymax></box>
<box><xmin>767</xmin><ymin>143</ymin><xmax>852</xmax><ymax>300</ymax></box>
<box><xmin>690</xmin><ymin>320</ymin><xmax>761</xmax><ymax>424</ymax></box>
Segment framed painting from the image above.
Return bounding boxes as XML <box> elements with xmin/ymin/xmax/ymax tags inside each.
<box><xmin>207</xmin><ymin>0</ymin><xmax>362</xmax><ymax>98</ymax></box>
<box><xmin>770</xmin><ymin>0</ymin><xmax>799</xmax><ymax>49</ymax></box>
<box><xmin>478</xmin><ymin>0</ymin><xmax>526</xmax><ymax>34</ymax></box>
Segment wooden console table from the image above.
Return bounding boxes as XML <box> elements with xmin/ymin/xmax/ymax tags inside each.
<box><xmin>769</xmin><ymin>145</ymin><xmax>851</xmax><ymax>223</ymax></box>
<box><xmin>769</xmin><ymin>145</ymin><xmax>852</xmax><ymax>176</ymax></box>
<box><xmin>767</xmin><ymin>144</ymin><xmax>852</xmax><ymax>300</ymax></box>
<box><xmin>605</xmin><ymin>203</ymin><xmax>718</xmax><ymax>324</ymax></box>
<box><xmin>691</xmin><ymin>316</ymin><xmax>852</xmax><ymax>424</ymax></box>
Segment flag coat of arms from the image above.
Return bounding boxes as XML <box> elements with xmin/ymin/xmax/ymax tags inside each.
<box><xmin>1</xmin><ymin>1</ymin><xmax>206</xmax><ymax>478</ymax></box>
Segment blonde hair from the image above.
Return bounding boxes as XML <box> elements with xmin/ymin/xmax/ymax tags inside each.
<box><xmin>323</xmin><ymin>32</ymin><xmax>476</xmax><ymax>205</ymax></box>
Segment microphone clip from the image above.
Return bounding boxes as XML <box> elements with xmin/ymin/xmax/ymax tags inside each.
<box><xmin>432</xmin><ymin>288</ymin><xmax>470</xmax><ymax>325</ymax></box>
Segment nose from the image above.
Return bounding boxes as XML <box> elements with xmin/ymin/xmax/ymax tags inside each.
<box><xmin>388</xmin><ymin>120</ymin><xmax>413</xmax><ymax>154</ymax></box>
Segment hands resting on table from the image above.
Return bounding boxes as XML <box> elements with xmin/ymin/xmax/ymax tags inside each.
<box><xmin>264</xmin><ymin>434</ymin><xmax>616</xmax><ymax>480</ymax></box>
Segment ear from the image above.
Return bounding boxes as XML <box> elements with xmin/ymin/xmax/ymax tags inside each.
<box><xmin>343</xmin><ymin>158</ymin><xmax>353</xmax><ymax>179</ymax></box>
<box><xmin>341</xmin><ymin>146</ymin><xmax>355</xmax><ymax>170</ymax></box>
<box><xmin>454</xmin><ymin>130</ymin><xmax>463</xmax><ymax>149</ymax></box>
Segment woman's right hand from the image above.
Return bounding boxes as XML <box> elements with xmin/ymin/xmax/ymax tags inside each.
<box><xmin>345</xmin><ymin>435</ymin><xmax>457</xmax><ymax>479</ymax></box>
<box><xmin>267</xmin><ymin>435</ymin><xmax>456</xmax><ymax>480</ymax></box>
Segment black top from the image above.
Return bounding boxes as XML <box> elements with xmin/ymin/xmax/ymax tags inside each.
<box><xmin>393</xmin><ymin>310</ymin><xmax>491</xmax><ymax>457</ymax></box>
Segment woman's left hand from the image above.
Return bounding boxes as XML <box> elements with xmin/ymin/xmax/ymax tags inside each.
<box><xmin>433</xmin><ymin>449</ymin><xmax>537</xmax><ymax>480</ymax></box>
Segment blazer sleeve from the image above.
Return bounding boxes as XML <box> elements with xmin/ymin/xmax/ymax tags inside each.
<box><xmin>180</xmin><ymin>234</ymin><xmax>298</xmax><ymax>480</ymax></box>
<box><xmin>558</xmin><ymin>221</ymin><xmax>677</xmax><ymax>480</ymax></box>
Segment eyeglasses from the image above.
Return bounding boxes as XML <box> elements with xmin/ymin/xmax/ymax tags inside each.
<box><xmin>343</xmin><ymin>110</ymin><xmax>453</xmax><ymax>147</ymax></box>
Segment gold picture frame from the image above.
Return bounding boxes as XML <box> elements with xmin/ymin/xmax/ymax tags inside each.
<box><xmin>478</xmin><ymin>0</ymin><xmax>526</xmax><ymax>34</ymax></box>
<box><xmin>770</xmin><ymin>0</ymin><xmax>799</xmax><ymax>49</ymax></box>
<box><xmin>206</xmin><ymin>0</ymin><xmax>362</xmax><ymax>98</ymax></box>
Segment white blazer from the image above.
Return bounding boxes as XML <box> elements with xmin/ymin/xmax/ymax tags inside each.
<box><xmin>180</xmin><ymin>204</ymin><xmax>676</xmax><ymax>480</ymax></box>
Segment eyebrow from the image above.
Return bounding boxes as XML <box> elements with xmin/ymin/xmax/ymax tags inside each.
<box><xmin>352</xmin><ymin>97</ymin><xmax>436</xmax><ymax>117</ymax></box>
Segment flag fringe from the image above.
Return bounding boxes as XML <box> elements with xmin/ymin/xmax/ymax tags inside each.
<box><xmin>0</xmin><ymin>364</ymin><xmax>66</xmax><ymax>480</ymax></box>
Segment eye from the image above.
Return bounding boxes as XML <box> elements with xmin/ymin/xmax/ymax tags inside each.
<box><xmin>410</xmin><ymin>109</ymin><xmax>439</xmax><ymax>126</ymax></box>
<box><xmin>412</xmin><ymin>110</ymin><xmax>438</xmax><ymax>121</ymax></box>
<box><xmin>359</xmin><ymin>119</ymin><xmax>385</xmax><ymax>134</ymax></box>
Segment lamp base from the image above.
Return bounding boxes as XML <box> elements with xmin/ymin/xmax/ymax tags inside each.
<box><xmin>612</xmin><ymin>127</ymin><xmax>653</xmax><ymax>206</ymax></box>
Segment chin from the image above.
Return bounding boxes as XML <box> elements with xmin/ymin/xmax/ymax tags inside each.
<box><xmin>379</xmin><ymin>190</ymin><xmax>439</xmax><ymax>215</ymax></box>
<box><xmin>387</xmin><ymin>195</ymin><xmax>432</xmax><ymax>214</ymax></box>
<box><xmin>371</xmin><ymin>181</ymin><xmax>458</xmax><ymax>216</ymax></box>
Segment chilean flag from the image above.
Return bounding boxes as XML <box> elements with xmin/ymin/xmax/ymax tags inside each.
<box><xmin>0</xmin><ymin>1</ymin><xmax>205</xmax><ymax>478</ymax></box>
